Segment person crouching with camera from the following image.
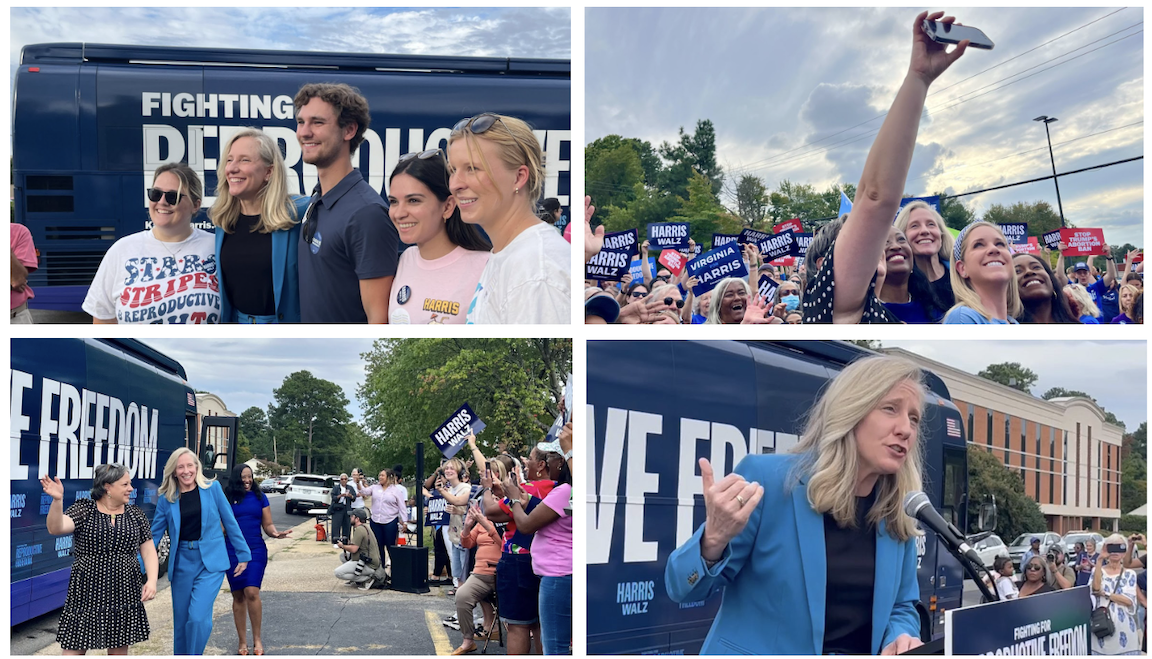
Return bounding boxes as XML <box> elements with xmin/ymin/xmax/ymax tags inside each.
<box><xmin>334</xmin><ymin>508</ymin><xmax>383</xmax><ymax>590</ymax></box>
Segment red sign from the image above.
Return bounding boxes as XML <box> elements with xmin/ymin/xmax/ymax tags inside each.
<box><xmin>1133</xmin><ymin>251</ymin><xmax>1144</xmax><ymax>264</ymax></box>
<box><xmin>1059</xmin><ymin>228</ymin><xmax>1108</xmax><ymax>256</ymax></box>
<box><xmin>769</xmin><ymin>256</ymin><xmax>796</xmax><ymax>267</ymax></box>
<box><xmin>1010</xmin><ymin>237</ymin><xmax>1041</xmax><ymax>255</ymax></box>
<box><xmin>773</xmin><ymin>219</ymin><xmax>803</xmax><ymax>234</ymax></box>
<box><xmin>658</xmin><ymin>249</ymin><xmax>686</xmax><ymax>275</ymax></box>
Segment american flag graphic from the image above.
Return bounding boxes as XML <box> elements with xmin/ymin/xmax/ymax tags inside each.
<box><xmin>946</xmin><ymin>418</ymin><xmax>962</xmax><ymax>438</ymax></box>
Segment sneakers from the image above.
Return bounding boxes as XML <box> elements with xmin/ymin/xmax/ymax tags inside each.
<box><xmin>358</xmin><ymin>577</ymin><xmax>376</xmax><ymax>590</ymax></box>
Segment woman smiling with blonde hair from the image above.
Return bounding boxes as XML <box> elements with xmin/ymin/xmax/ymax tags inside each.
<box><xmin>894</xmin><ymin>200</ymin><xmax>955</xmax><ymax>306</ymax></box>
<box><xmin>943</xmin><ymin>221</ymin><xmax>1022</xmax><ymax>324</ymax></box>
<box><xmin>667</xmin><ymin>355</ymin><xmax>927</xmax><ymax>654</ymax></box>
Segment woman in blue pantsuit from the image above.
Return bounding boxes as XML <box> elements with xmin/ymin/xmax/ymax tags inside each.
<box><xmin>152</xmin><ymin>448</ymin><xmax>251</xmax><ymax>655</ymax></box>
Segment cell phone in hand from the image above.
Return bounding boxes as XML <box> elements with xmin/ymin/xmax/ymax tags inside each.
<box><xmin>1105</xmin><ymin>544</ymin><xmax>1125</xmax><ymax>554</ymax></box>
<box><xmin>922</xmin><ymin>19</ymin><xmax>994</xmax><ymax>50</ymax></box>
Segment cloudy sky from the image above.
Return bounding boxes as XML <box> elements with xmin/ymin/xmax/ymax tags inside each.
<box><xmin>143</xmin><ymin>339</ymin><xmax>377</xmax><ymax>421</ymax></box>
<box><xmin>587</xmin><ymin>8</ymin><xmax>1143</xmax><ymax>246</ymax></box>
<box><xmin>884</xmin><ymin>340</ymin><xmax>1146</xmax><ymax>430</ymax></box>
<box><xmin>10</xmin><ymin>7</ymin><xmax>571</xmax><ymax>79</ymax></box>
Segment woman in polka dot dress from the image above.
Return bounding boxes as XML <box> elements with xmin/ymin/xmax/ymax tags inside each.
<box><xmin>42</xmin><ymin>464</ymin><xmax>158</xmax><ymax>654</ymax></box>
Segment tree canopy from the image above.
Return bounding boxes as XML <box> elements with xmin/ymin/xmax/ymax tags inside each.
<box><xmin>977</xmin><ymin>362</ymin><xmax>1038</xmax><ymax>394</ymax></box>
<box><xmin>967</xmin><ymin>445</ymin><xmax>1046</xmax><ymax>542</ymax></box>
<box><xmin>268</xmin><ymin>371</ymin><xmax>351</xmax><ymax>474</ymax></box>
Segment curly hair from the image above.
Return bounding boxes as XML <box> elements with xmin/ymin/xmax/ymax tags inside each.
<box><xmin>293</xmin><ymin>83</ymin><xmax>371</xmax><ymax>153</ymax></box>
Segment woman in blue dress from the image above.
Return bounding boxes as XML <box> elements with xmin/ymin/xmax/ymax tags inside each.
<box><xmin>225</xmin><ymin>464</ymin><xmax>293</xmax><ymax>655</ymax></box>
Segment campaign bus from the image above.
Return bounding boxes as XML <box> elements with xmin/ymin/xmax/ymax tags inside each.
<box><xmin>587</xmin><ymin>340</ymin><xmax>986</xmax><ymax>654</ymax></box>
<box><xmin>10</xmin><ymin>338</ymin><xmax>239</xmax><ymax>625</ymax></box>
<box><xmin>13</xmin><ymin>43</ymin><xmax>572</xmax><ymax>310</ymax></box>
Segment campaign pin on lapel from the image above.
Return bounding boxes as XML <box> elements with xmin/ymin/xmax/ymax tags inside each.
<box><xmin>397</xmin><ymin>285</ymin><xmax>411</xmax><ymax>305</ymax></box>
<box><xmin>688</xmin><ymin>570</ymin><xmax>699</xmax><ymax>585</ymax></box>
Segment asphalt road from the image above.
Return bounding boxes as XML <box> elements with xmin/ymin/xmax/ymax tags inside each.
<box><xmin>28</xmin><ymin>309</ymin><xmax>89</xmax><ymax>324</ymax></box>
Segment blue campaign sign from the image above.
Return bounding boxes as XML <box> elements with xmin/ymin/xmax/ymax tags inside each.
<box><xmin>1042</xmin><ymin>229</ymin><xmax>1062</xmax><ymax>250</ymax></box>
<box><xmin>756</xmin><ymin>231</ymin><xmax>795</xmax><ymax>261</ymax></box>
<box><xmin>686</xmin><ymin>243</ymin><xmax>749</xmax><ymax>296</ymax></box>
<box><xmin>647</xmin><ymin>222</ymin><xmax>691</xmax><ymax>250</ymax></box>
<box><xmin>998</xmin><ymin>222</ymin><xmax>1028</xmax><ymax>244</ymax></box>
<box><xmin>711</xmin><ymin>233</ymin><xmax>739</xmax><ymax>249</ymax></box>
<box><xmin>757</xmin><ymin>274</ymin><xmax>779</xmax><ymax>302</ymax></box>
<box><xmin>897</xmin><ymin>195</ymin><xmax>941</xmax><ymax>220</ymax></box>
<box><xmin>946</xmin><ymin>586</ymin><xmax>1093</xmax><ymax>655</ymax></box>
<box><xmin>628</xmin><ymin>257</ymin><xmax>658</xmax><ymax>284</ymax></box>
<box><xmin>793</xmin><ymin>232</ymin><xmax>814</xmax><ymax>257</ymax></box>
<box><xmin>737</xmin><ymin>228</ymin><xmax>770</xmax><ymax>245</ymax></box>
<box><xmin>586</xmin><ymin>229</ymin><xmax>639</xmax><ymax>281</ymax></box>
<box><xmin>430</xmin><ymin>403</ymin><xmax>486</xmax><ymax>459</ymax></box>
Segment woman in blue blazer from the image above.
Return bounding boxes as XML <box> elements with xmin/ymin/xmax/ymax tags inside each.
<box><xmin>152</xmin><ymin>448</ymin><xmax>251</xmax><ymax>655</ymax></box>
<box><xmin>666</xmin><ymin>355</ymin><xmax>928</xmax><ymax>655</ymax></box>
<box><xmin>210</xmin><ymin>128</ymin><xmax>304</xmax><ymax>323</ymax></box>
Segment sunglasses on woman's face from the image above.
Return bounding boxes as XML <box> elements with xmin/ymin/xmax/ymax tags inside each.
<box><xmin>146</xmin><ymin>188</ymin><xmax>183</xmax><ymax>206</ymax></box>
<box><xmin>1025</xmin><ymin>564</ymin><xmax>1043</xmax><ymax>571</ymax></box>
<box><xmin>663</xmin><ymin>298</ymin><xmax>686</xmax><ymax>309</ymax></box>
<box><xmin>399</xmin><ymin>148</ymin><xmax>445</xmax><ymax>162</ymax></box>
<box><xmin>630</xmin><ymin>291</ymin><xmax>647</xmax><ymax>298</ymax></box>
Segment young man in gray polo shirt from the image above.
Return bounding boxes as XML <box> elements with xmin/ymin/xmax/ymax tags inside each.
<box><xmin>295</xmin><ymin>83</ymin><xmax>399</xmax><ymax>323</ymax></box>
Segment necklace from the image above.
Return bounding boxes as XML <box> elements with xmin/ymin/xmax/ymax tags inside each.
<box><xmin>98</xmin><ymin>500</ymin><xmax>126</xmax><ymax>525</ymax></box>
<box><xmin>151</xmin><ymin>228</ymin><xmax>194</xmax><ymax>259</ymax></box>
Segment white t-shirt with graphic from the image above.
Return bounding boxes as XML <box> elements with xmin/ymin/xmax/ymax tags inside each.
<box><xmin>389</xmin><ymin>246</ymin><xmax>490</xmax><ymax>324</ymax></box>
<box><xmin>466</xmin><ymin>222</ymin><xmax>570</xmax><ymax>324</ymax></box>
<box><xmin>83</xmin><ymin>230</ymin><xmax>221</xmax><ymax>324</ymax></box>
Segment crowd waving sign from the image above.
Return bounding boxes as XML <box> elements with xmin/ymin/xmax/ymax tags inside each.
<box><xmin>794</xmin><ymin>233</ymin><xmax>814</xmax><ymax>257</ymax></box>
<box><xmin>998</xmin><ymin>223</ymin><xmax>1028</xmax><ymax>245</ymax></box>
<box><xmin>1059</xmin><ymin>228</ymin><xmax>1108</xmax><ymax>256</ymax></box>
<box><xmin>658</xmin><ymin>250</ymin><xmax>686</xmax><ymax>276</ymax></box>
<box><xmin>757</xmin><ymin>231</ymin><xmax>795</xmax><ymax>261</ymax></box>
<box><xmin>586</xmin><ymin>229</ymin><xmax>639</xmax><ymax>281</ymax></box>
<box><xmin>686</xmin><ymin>243</ymin><xmax>749</xmax><ymax>296</ymax></box>
<box><xmin>1011</xmin><ymin>237</ymin><xmax>1041</xmax><ymax>255</ymax></box>
<box><xmin>773</xmin><ymin>219</ymin><xmax>803</xmax><ymax>234</ymax></box>
<box><xmin>647</xmin><ymin>222</ymin><xmax>691</xmax><ymax>250</ymax></box>
<box><xmin>757</xmin><ymin>275</ymin><xmax>779</xmax><ymax>302</ymax></box>
<box><xmin>737</xmin><ymin>228</ymin><xmax>771</xmax><ymax>245</ymax></box>
<box><xmin>712</xmin><ymin>233</ymin><xmax>738</xmax><ymax>250</ymax></box>
<box><xmin>430</xmin><ymin>403</ymin><xmax>486</xmax><ymax>459</ymax></box>
<box><xmin>629</xmin><ymin>257</ymin><xmax>657</xmax><ymax>284</ymax></box>
<box><xmin>1042</xmin><ymin>229</ymin><xmax>1062</xmax><ymax>250</ymax></box>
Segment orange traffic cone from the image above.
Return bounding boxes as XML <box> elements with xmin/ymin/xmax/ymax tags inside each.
<box><xmin>315</xmin><ymin>522</ymin><xmax>327</xmax><ymax>542</ymax></box>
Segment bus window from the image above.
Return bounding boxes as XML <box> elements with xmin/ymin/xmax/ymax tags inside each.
<box><xmin>942</xmin><ymin>447</ymin><xmax>966</xmax><ymax>530</ymax></box>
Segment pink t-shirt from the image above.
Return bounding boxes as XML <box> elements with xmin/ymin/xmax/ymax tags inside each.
<box><xmin>11</xmin><ymin>224</ymin><xmax>37</xmax><ymax>310</ymax></box>
<box><xmin>530</xmin><ymin>483</ymin><xmax>572</xmax><ymax>577</ymax></box>
<box><xmin>388</xmin><ymin>245</ymin><xmax>489</xmax><ymax>324</ymax></box>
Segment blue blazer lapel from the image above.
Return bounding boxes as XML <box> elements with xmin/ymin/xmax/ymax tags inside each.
<box><xmin>271</xmin><ymin>229</ymin><xmax>287</xmax><ymax>314</ymax></box>
<box><xmin>200</xmin><ymin>485</ymin><xmax>212</xmax><ymax>539</ymax></box>
<box><xmin>793</xmin><ymin>478</ymin><xmax>826</xmax><ymax>653</ymax></box>
<box><xmin>871</xmin><ymin>520</ymin><xmax>899</xmax><ymax>654</ymax></box>
<box><xmin>171</xmin><ymin>495</ymin><xmax>182</xmax><ymax>545</ymax></box>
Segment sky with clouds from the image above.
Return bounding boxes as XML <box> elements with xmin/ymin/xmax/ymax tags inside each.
<box><xmin>10</xmin><ymin>7</ymin><xmax>571</xmax><ymax>78</ymax></box>
<box><xmin>587</xmin><ymin>7</ymin><xmax>1144</xmax><ymax>246</ymax></box>
<box><xmin>884</xmin><ymin>340</ymin><xmax>1146</xmax><ymax>431</ymax></box>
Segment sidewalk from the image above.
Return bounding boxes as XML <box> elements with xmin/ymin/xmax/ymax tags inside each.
<box><xmin>32</xmin><ymin>520</ymin><xmax>501</xmax><ymax>656</ymax></box>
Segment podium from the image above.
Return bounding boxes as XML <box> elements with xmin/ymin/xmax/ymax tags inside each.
<box><xmin>945</xmin><ymin>586</ymin><xmax>1093</xmax><ymax>655</ymax></box>
<box><xmin>389</xmin><ymin>544</ymin><xmax>430</xmax><ymax>593</ymax></box>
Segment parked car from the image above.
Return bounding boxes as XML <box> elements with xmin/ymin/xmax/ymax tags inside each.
<box><xmin>1061</xmin><ymin>531</ymin><xmax>1105</xmax><ymax>562</ymax></box>
<box><xmin>284</xmin><ymin>474</ymin><xmax>334</xmax><ymax>514</ymax></box>
<box><xmin>269</xmin><ymin>476</ymin><xmax>291</xmax><ymax>493</ymax></box>
<box><xmin>258</xmin><ymin>479</ymin><xmax>277</xmax><ymax>493</ymax></box>
<box><xmin>1007</xmin><ymin>532</ymin><xmax>1062</xmax><ymax>569</ymax></box>
<box><xmin>966</xmin><ymin>533</ymin><xmax>1010</xmax><ymax>570</ymax></box>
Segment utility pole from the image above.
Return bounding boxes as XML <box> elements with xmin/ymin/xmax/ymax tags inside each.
<box><xmin>1033</xmin><ymin>116</ymin><xmax>1065</xmax><ymax>227</ymax></box>
<box><xmin>307</xmin><ymin>416</ymin><xmax>315</xmax><ymax>473</ymax></box>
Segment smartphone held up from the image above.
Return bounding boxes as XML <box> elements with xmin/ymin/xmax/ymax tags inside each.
<box><xmin>922</xmin><ymin>18</ymin><xmax>994</xmax><ymax>49</ymax></box>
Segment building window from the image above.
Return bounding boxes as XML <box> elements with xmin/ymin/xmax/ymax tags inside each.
<box><xmin>1033</xmin><ymin>422</ymin><xmax>1040</xmax><ymax>501</ymax></box>
<box><xmin>1005</xmin><ymin>415</ymin><xmax>1012</xmax><ymax>465</ymax></box>
<box><xmin>1106</xmin><ymin>445</ymin><xmax>1111</xmax><ymax>509</ymax></box>
<box><xmin>987</xmin><ymin>409</ymin><xmax>993</xmax><ymax>450</ymax></box>
<box><xmin>968</xmin><ymin>404</ymin><xmax>975</xmax><ymax>445</ymax></box>
<box><xmin>1049</xmin><ymin>427</ymin><xmax>1056</xmax><ymax>506</ymax></box>
<box><xmin>1075</xmin><ymin>423</ymin><xmax>1080</xmax><ymax>508</ymax></box>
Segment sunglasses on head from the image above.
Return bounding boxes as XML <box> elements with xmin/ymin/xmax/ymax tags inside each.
<box><xmin>399</xmin><ymin>148</ymin><xmax>445</xmax><ymax>163</ymax></box>
<box><xmin>146</xmin><ymin>188</ymin><xmax>183</xmax><ymax>206</ymax></box>
<box><xmin>452</xmin><ymin>113</ymin><xmax>509</xmax><ymax>136</ymax></box>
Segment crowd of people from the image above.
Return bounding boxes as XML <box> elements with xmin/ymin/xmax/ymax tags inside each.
<box><xmin>584</xmin><ymin>12</ymin><xmax>1143</xmax><ymax>325</ymax></box>
<box><xmin>988</xmin><ymin>534</ymin><xmax>1145</xmax><ymax>655</ymax></box>
<box><xmin>72</xmin><ymin>83</ymin><xmax>569</xmax><ymax>325</ymax></box>
<box><xmin>40</xmin><ymin>423</ymin><xmax>574</xmax><ymax>656</ymax></box>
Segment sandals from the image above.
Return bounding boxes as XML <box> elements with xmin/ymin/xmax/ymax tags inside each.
<box><xmin>238</xmin><ymin>648</ymin><xmax>249</xmax><ymax>656</ymax></box>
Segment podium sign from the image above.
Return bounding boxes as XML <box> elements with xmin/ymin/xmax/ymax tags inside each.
<box><xmin>945</xmin><ymin>586</ymin><xmax>1093</xmax><ymax>655</ymax></box>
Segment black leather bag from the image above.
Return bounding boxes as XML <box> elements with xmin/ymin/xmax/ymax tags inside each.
<box><xmin>1090</xmin><ymin>606</ymin><xmax>1114</xmax><ymax>639</ymax></box>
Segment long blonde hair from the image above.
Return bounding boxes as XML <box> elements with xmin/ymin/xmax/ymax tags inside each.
<box><xmin>209</xmin><ymin>128</ymin><xmax>298</xmax><ymax>234</ymax></box>
<box><xmin>789</xmin><ymin>355</ymin><xmax>926</xmax><ymax>542</ymax></box>
<box><xmin>158</xmin><ymin>447</ymin><xmax>213</xmax><ymax>503</ymax></box>
<box><xmin>1119</xmin><ymin>283</ymin><xmax>1141</xmax><ymax>317</ymax></box>
<box><xmin>894</xmin><ymin>201</ymin><xmax>955</xmax><ymax>265</ymax></box>
<box><xmin>448</xmin><ymin>114</ymin><xmax>545</xmax><ymax>205</ymax></box>
<box><xmin>947</xmin><ymin>222</ymin><xmax>1023</xmax><ymax>321</ymax></box>
<box><xmin>1065</xmin><ymin>284</ymin><xmax>1100</xmax><ymax>318</ymax></box>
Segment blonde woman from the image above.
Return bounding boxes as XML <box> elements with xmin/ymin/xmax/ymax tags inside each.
<box><xmin>448</xmin><ymin>113</ymin><xmax>570</xmax><ymax>324</ymax></box>
<box><xmin>667</xmin><ymin>355</ymin><xmax>927</xmax><ymax>654</ymax></box>
<box><xmin>210</xmin><ymin>128</ymin><xmax>305</xmax><ymax>323</ymax></box>
<box><xmin>434</xmin><ymin>458</ymin><xmax>472</xmax><ymax>592</ymax></box>
<box><xmin>894</xmin><ymin>201</ymin><xmax>955</xmax><ymax>307</ymax></box>
<box><xmin>1111</xmin><ymin>284</ymin><xmax>1140</xmax><ymax>324</ymax></box>
<box><xmin>1065</xmin><ymin>284</ymin><xmax>1102</xmax><ymax>324</ymax></box>
<box><xmin>943</xmin><ymin>222</ymin><xmax>1022</xmax><ymax>324</ymax></box>
<box><xmin>151</xmin><ymin>448</ymin><xmax>251</xmax><ymax>655</ymax></box>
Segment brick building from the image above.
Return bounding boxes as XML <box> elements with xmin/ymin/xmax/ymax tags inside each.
<box><xmin>885</xmin><ymin>348</ymin><xmax>1124</xmax><ymax>535</ymax></box>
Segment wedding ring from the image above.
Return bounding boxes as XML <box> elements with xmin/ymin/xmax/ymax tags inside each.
<box><xmin>736</xmin><ymin>494</ymin><xmax>746</xmax><ymax>506</ymax></box>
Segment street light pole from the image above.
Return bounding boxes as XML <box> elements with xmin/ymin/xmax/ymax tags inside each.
<box><xmin>1034</xmin><ymin>115</ymin><xmax>1065</xmax><ymax>227</ymax></box>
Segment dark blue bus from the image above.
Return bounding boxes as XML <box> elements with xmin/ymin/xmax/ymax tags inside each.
<box><xmin>10</xmin><ymin>339</ymin><xmax>238</xmax><ymax>625</ymax></box>
<box><xmin>13</xmin><ymin>43</ymin><xmax>571</xmax><ymax>310</ymax></box>
<box><xmin>587</xmin><ymin>341</ymin><xmax>975</xmax><ymax>654</ymax></box>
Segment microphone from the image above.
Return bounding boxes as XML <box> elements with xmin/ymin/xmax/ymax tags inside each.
<box><xmin>902</xmin><ymin>491</ymin><xmax>983</xmax><ymax>569</ymax></box>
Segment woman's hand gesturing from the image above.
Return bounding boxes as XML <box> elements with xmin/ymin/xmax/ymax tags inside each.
<box><xmin>699</xmin><ymin>458</ymin><xmax>763</xmax><ymax>561</ymax></box>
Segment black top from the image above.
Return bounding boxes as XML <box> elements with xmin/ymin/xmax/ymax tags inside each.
<box><xmin>220</xmin><ymin>213</ymin><xmax>276</xmax><ymax>316</ymax></box>
<box><xmin>802</xmin><ymin>236</ymin><xmax>899</xmax><ymax>324</ymax></box>
<box><xmin>178</xmin><ymin>486</ymin><xmax>202</xmax><ymax>542</ymax></box>
<box><xmin>930</xmin><ymin>271</ymin><xmax>955</xmax><ymax>308</ymax></box>
<box><xmin>823</xmin><ymin>485</ymin><xmax>878</xmax><ymax>655</ymax></box>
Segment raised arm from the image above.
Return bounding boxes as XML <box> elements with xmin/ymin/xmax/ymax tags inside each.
<box><xmin>1101</xmin><ymin>246</ymin><xmax>1119</xmax><ymax>288</ymax></box>
<box><xmin>833</xmin><ymin>11</ymin><xmax>967</xmax><ymax>322</ymax></box>
<box><xmin>40</xmin><ymin>476</ymin><xmax>75</xmax><ymax>536</ymax></box>
<box><xmin>640</xmin><ymin>240</ymin><xmax>653</xmax><ymax>286</ymax></box>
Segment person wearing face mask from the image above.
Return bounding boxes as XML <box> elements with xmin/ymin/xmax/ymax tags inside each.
<box><xmin>83</xmin><ymin>163</ymin><xmax>220</xmax><ymax>324</ymax></box>
<box><xmin>894</xmin><ymin>201</ymin><xmax>955</xmax><ymax>308</ymax></box>
<box><xmin>878</xmin><ymin>225</ymin><xmax>948</xmax><ymax>323</ymax></box>
<box><xmin>387</xmin><ymin>150</ymin><xmax>491</xmax><ymax>324</ymax></box>
<box><xmin>1012</xmin><ymin>253</ymin><xmax>1079</xmax><ymax>324</ymax></box>
<box><xmin>1091</xmin><ymin>534</ymin><xmax>1141</xmax><ymax>655</ymax></box>
<box><xmin>943</xmin><ymin>222</ymin><xmax>1022</xmax><ymax>324</ymax></box>
<box><xmin>773</xmin><ymin>280</ymin><xmax>804</xmax><ymax>318</ymax></box>
<box><xmin>210</xmin><ymin>129</ymin><xmax>305</xmax><ymax>324</ymax></box>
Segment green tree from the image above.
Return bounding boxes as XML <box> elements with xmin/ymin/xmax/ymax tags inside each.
<box><xmin>734</xmin><ymin>175</ymin><xmax>769</xmax><ymax>229</ymax></box>
<box><xmin>766</xmin><ymin>180</ymin><xmax>856</xmax><ymax>228</ymax></box>
<box><xmin>967</xmin><ymin>445</ymin><xmax>1046</xmax><ymax>541</ymax></box>
<box><xmin>1121</xmin><ymin>453</ymin><xmax>1146</xmax><ymax>515</ymax></box>
<box><xmin>665</xmin><ymin>171</ymin><xmax>744</xmax><ymax>246</ymax></box>
<box><xmin>238</xmin><ymin>406</ymin><xmax>271</xmax><ymax>461</ymax></box>
<box><xmin>586</xmin><ymin>138</ymin><xmax>647</xmax><ymax>224</ymax></box>
<box><xmin>268</xmin><ymin>371</ymin><xmax>351</xmax><ymax>474</ymax></box>
<box><xmin>358</xmin><ymin>339</ymin><xmax>572</xmax><ymax>478</ymax></box>
<box><xmin>1040</xmin><ymin>388</ymin><xmax>1125</xmax><ymax>430</ymax></box>
<box><xmin>1130</xmin><ymin>422</ymin><xmax>1147</xmax><ymax>459</ymax></box>
<box><xmin>936</xmin><ymin>192</ymin><xmax>976</xmax><ymax>231</ymax></box>
<box><xmin>599</xmin><ymin>190</ymin><xmax>682</xmax><ymax>236</ymax></box>
<box><xmin>658</xmin><ymin>120</ymin><xmax>724</xmax><ymax>199</ymax></box>
<box><xmin>977</xmin><ymin>362</ymin><xmax>1038</xmax><ymax>393</ymax></box>
<box><xmin>981</xmin><ymin>201</ymin><xmax>1063</xmax><ymax>238</ymax></box>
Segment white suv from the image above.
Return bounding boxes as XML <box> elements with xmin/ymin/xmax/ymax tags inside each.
<box><xmin>284</xmin><ymin>474</ymin><xmax>333</xmax><ymax>514</ymax></box>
